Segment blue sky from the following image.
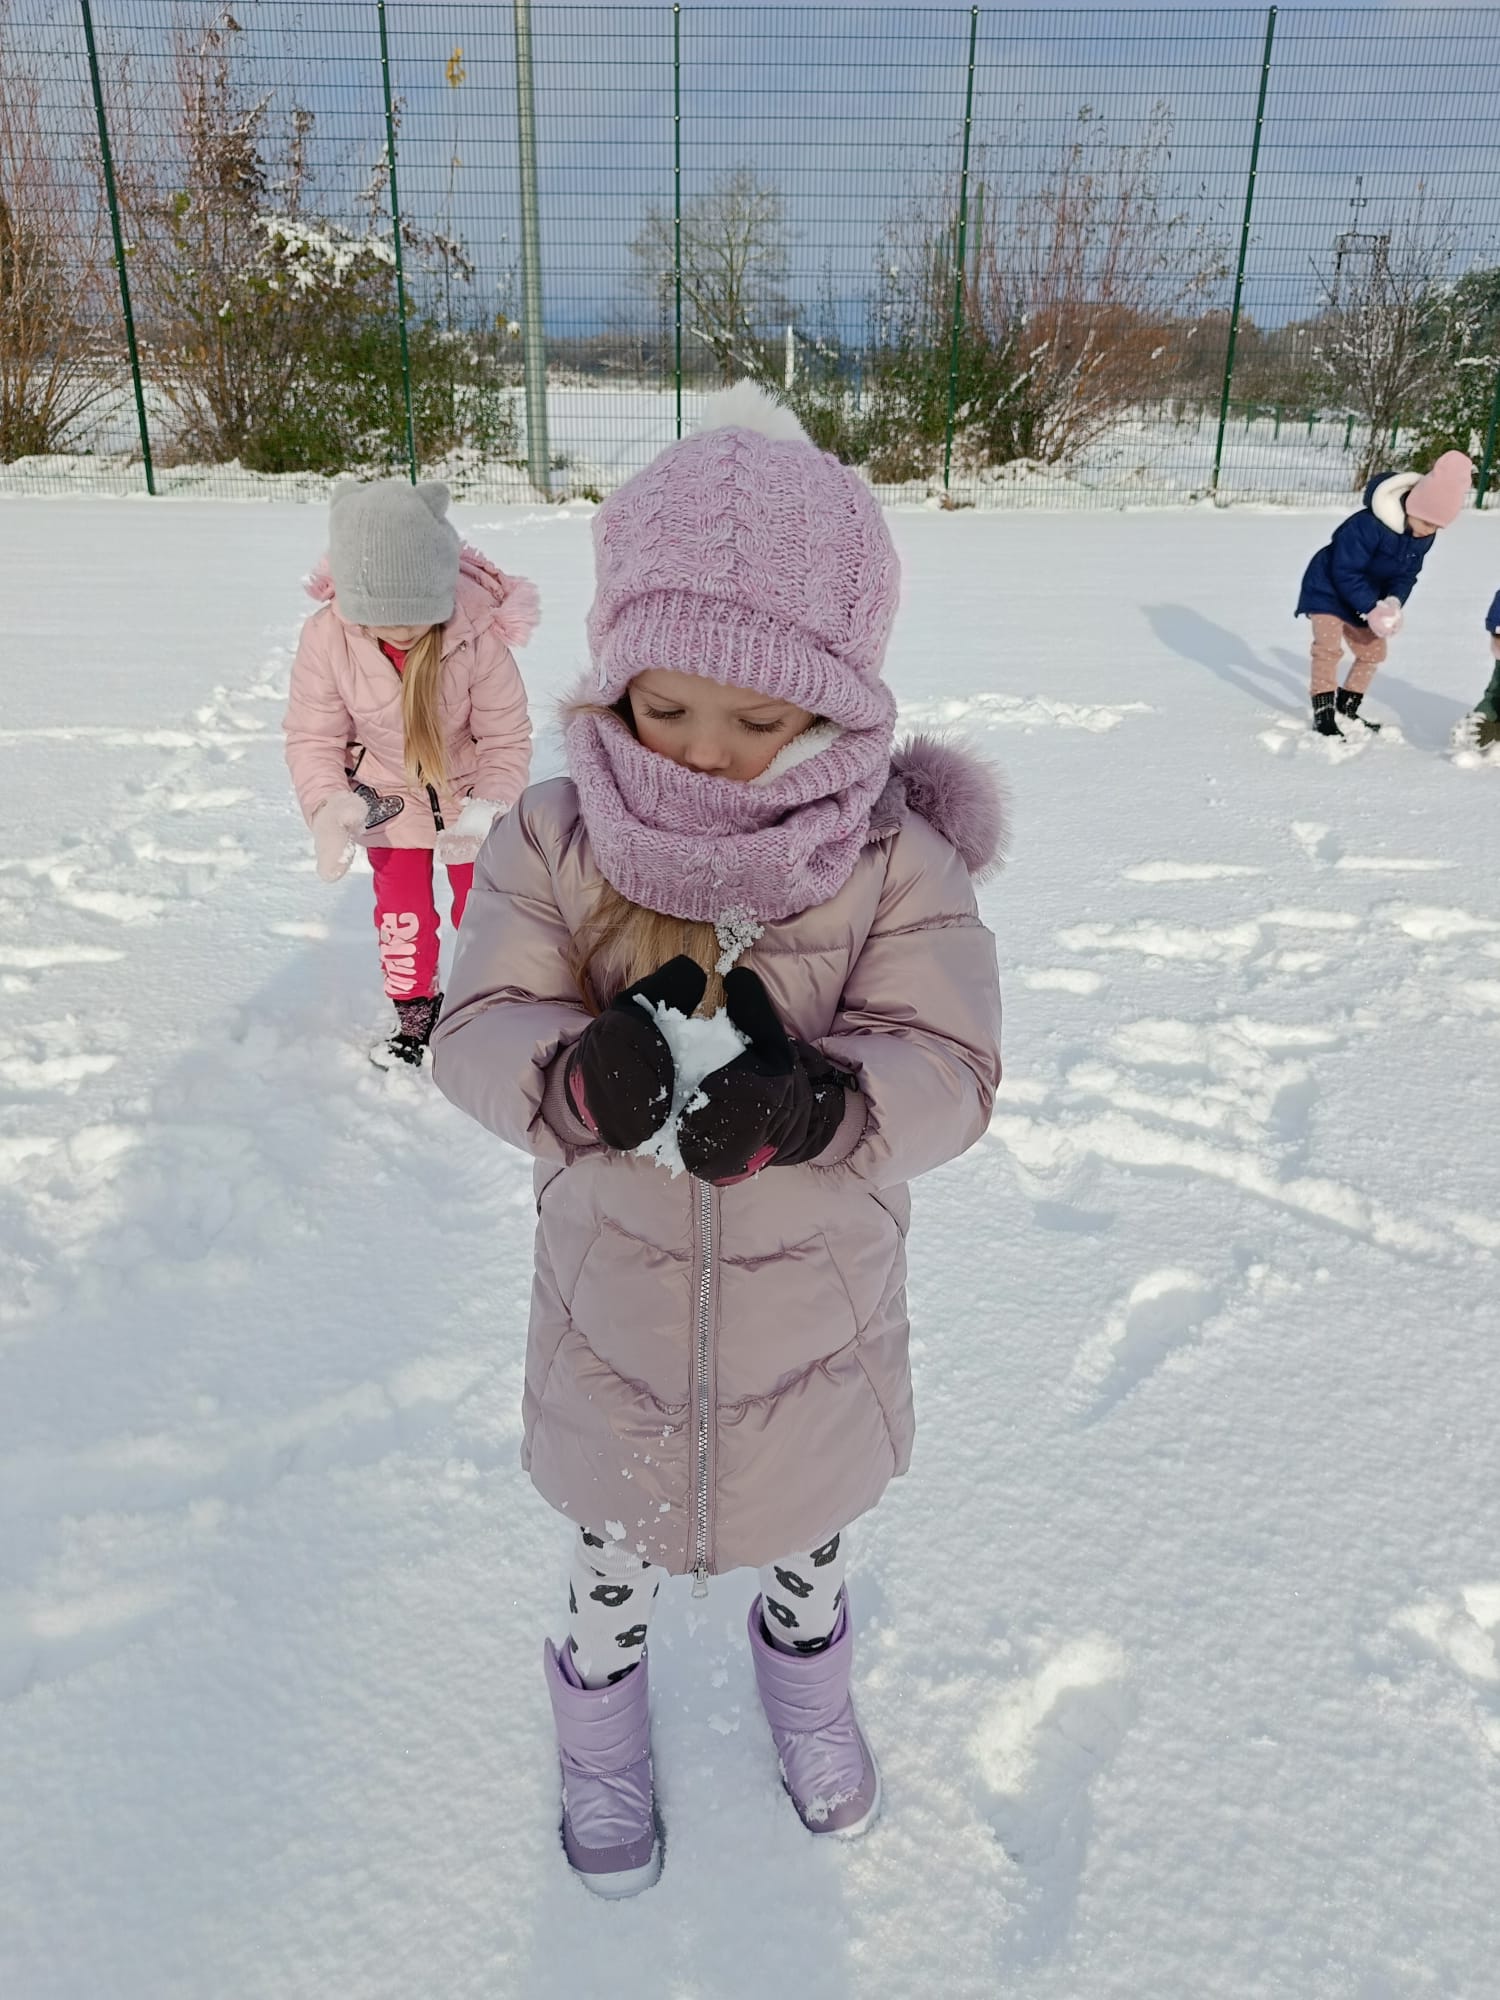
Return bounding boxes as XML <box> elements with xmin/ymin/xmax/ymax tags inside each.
<box><xmin>23</xmin><ymin>1</ymin><xmax>1500</xmax><ymax>338</ymax></box>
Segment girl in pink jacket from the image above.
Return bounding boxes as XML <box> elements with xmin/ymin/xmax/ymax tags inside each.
<box><xmin>283</xmin><ymin>479</ymin><xmax>536</xmax><ymax>1067</ymax></box>
<box><xmin>431</xmin><ymin>387</ymin><xmax>1004</xmax><ymax>1895</ymax></box>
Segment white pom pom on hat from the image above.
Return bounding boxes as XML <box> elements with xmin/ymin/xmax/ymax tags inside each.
<box><xmin>693</xmin><ymin>380</ymin><xmax>813</xmax><ymax>446</ymax></box>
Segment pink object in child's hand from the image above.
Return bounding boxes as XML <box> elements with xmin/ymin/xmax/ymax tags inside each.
<box><xmin>1366</xmin><ymin>597</ymin><xmax>1403</xmax><ymax>639</ymax></box>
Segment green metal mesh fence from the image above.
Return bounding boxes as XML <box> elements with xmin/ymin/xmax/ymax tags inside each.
<box><xmin>3</xmin><ymin>2</ymin><xmax>1500</xmax><ymax>507</ymax></box>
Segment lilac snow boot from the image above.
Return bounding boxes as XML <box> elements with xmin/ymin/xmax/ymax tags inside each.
<box><xmin>747</xmin><ymin>1595</ymin><xmax>882</xmax><ymax>1838</ymax></box>
<box><xmin>542</xmin><ymin>1639</ymin><xmax>661</xmax><ymax>1897</ymax></box>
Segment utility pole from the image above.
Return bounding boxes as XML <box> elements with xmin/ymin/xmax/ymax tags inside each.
<box><xmin>514</xmin><ymin>0</ymin><xmax>551</xmax><ymax>495</ymax></box>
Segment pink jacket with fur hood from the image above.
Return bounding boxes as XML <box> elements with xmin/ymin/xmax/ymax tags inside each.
<box><xmin>283</xmin><ymin>544</ymin><xmax>537</xmax><ymax>848</ymax></box>
<box><xmin>430</xmin><ymin>740</ymin><xmax>1004</xmax><ymax>1577</ymax></box>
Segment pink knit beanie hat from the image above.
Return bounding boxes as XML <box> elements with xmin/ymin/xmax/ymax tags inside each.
<box><xmin>586</xmin><ymin>383</ymin><xmax>900</xmax><ymax>730</ymax></box>
<box><xmin>1407</xmin><ymin>449</ymin><xmax>1474</xmax><ymax>528</ymax></box>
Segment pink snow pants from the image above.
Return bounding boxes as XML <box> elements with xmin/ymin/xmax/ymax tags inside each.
<box><xmin>369</xmin><ymin>847</ymin><xmax>474</xmax><ymax>1001</ymax></box>
<box><xmin>1308</xmin><ymin>613</ymin><xmax>1387</xmax><ymax>698</ymax></box>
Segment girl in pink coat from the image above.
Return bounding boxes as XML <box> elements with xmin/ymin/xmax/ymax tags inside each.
<box><xmin>283</xmin><ymin>479</ymin><xmax>536</xmax><ymax>1067</ymax></box>
<box><xmin>431</xmin><ymin>387</ymin><xmax>1005</xmax><ymax>1895</ymax></box>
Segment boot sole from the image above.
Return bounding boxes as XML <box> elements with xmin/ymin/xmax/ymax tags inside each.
<box><xmin>575</xmin><ymin>1839</ymin><xmax>662</xmax><ymax>1898</ymax></box>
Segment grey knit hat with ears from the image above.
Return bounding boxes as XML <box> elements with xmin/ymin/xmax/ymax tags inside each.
<box><xmin>327</xmin><ymin>478</ymin><xmax>461</xmax><ymax>627</ymax></box>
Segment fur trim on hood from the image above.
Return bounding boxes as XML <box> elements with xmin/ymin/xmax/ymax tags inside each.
<box><xmin>304</xmin><ymin>542</ymin><xmax>539</xmax><ymax>650</ymax></box>
<box><xmin>876</xmin><ymin>734</ymin><xmax>1009</xmax><ymax>879</ymax></box>
<box><xmin>1365</xmin><ymin>470</ymin><xmax>1422</xmax><ymax>535</ymax></box>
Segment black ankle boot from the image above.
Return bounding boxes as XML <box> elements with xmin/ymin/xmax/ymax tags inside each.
<box><xmin>1311</xmin><ymin>692</ymin><xmax>1343</xmax><ymax>738</ymax></box>
<box><xmin>371</xmin><ymin>993</ymin><xmax>443</xmax><ymax>1070</ymax></box>
<box><xmin>1336</xmin><ymin>687</ymin><xmax>1380</xmax><ymax>732</ymax></box>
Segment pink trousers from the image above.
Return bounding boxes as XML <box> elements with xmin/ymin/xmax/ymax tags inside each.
<box><xmin>1308</xmin><ymin>613</ymin><xmax>1387</xmax><ymax>698</ymax></box>
<box><xmin>369</xmin><ymin>847</ymin><xmax>474</xmax><ymax>1001</ymax></box>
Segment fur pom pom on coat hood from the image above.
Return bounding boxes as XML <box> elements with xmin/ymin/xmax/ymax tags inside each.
<box><xmin>304</xmin><ymin>542</ymin><xmax>540</xmax><ymax>652</ymax></box>
<box><xmin>875</xmin><ymin>734</ymin><xmax>1009</xmax><ymax>880</ymax></box>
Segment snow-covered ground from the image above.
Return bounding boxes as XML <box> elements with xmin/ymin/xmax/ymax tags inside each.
<box><xmin>0</xmin><ymin>385</ymin><xmax>1392</xmax><ymax>509</ymax></box>
<box><xmin>3</xmin><ymin>496</ymin><xmax>1500</xmax><ymax>1998</ymax></box>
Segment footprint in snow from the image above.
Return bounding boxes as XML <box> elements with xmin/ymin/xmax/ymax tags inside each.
<box><xmin>1056</xmin><ymin>907</ymin><xmax>1366</xmax><ymax>984</ymax></box>
<box><xmin>0</xmin><ymin>1577</ymin><xmax>183</xmax><ymax>1701</ymax></box>
<box><xmin>900</xmin><ymin>692</ymin><xmax>1152</xmax><ymax>735</ymax></box>
<box><xmin>1378</xmin><ymin>1583</ymin><xmax>1500</xmax><ymax>1761</ymax></box>
<box><xmin>1291</xmin><ymin>820</ymin><xmax>1451</xmax><ymax>874</ymax></box>
<box><xmin>1017</xmin><ymin>967</ymin><xmax>1109</xmax><ymax>997</ymax></box>
<box><xmin>1376</xmin><ymin>903</ymin><xmax>1500</xmax><ymax>944</ymax></box>
<box><xmin>972</xmin><ymin>1634</ymin><xmax>1134</xmax><ymax>1965</ymax></box>
<box><xmin>1065</xmin><ymin>1267</ymin><xmax>1225</xmax><ymax>1421</ymax></box>
<box><xmin>1257</xmin><ymin>714</ymin><xmax>1398</xmax><ymax>758</ymax></box>
<box><xmin>1120</xmin><ymin>860</ymin><xmax>1265</xmax><ymax>883</ymax></box>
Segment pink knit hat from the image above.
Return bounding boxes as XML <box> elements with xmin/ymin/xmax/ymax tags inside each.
<box><xmin>586</xmin><ymin>384</ymin><xmax>900</xmax><ymax>730</ymax></box>
<box><xmin>1407</xmin><ymin>449</ymin><xmax>1474</xmax><ymax>528</ymax></box>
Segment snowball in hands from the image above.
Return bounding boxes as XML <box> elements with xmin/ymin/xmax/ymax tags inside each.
<box><xmin>436</xmin><ymin>797</ymin><xmax>503</xmax><ymax>867</ymax></box>
<box><xmin>1366</xmin><ymin>596</ymin><xmax>1403</xmax><ymax>639</ymax></box>
<box><xmin>312</xmin><ymin>791</ymin><xmax>367</xmax><ymax>881</ymax></box>
<box><xmin>633</xmin><ymin>1000</ymin><xmax>748</xmax><ymax>1177</ymax></box>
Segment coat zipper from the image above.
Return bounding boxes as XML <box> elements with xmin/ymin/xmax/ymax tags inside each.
<box><xmin>691</xmin><ymin>1176</ymin><xmax>714</xmax><ymax>1597</ymax></box>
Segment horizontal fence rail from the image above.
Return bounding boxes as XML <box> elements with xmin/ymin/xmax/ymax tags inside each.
<box><xmin>2</xmin><ymin>2</ymin><xmax>1499</xmax><ymax>508</ymax></box>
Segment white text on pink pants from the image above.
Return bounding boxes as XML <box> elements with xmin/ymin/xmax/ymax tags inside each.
<box><xmin>379</xmin><ymin>911</ymin><xmax>421</xmax><ymax>995</ymax></box>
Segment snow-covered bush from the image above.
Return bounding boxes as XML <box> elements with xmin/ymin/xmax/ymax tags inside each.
<box><xmin>116</xmin><ymin>8</ymin><xmax>515</xmax><ymax>476</ymax></box>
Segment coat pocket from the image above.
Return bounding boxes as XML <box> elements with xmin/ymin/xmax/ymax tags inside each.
<box><xmin>562</xmin><ymin>1220</ymin><xmax>694</xmax><ymax>1399</ymax></box>
<box><xmin>818</xmin><ymin>1196</ymin><xmax>904</xmax><ymax>1335</ymax></box>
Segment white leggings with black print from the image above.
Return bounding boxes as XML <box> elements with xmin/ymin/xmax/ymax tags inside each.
<box><xmin>567</xmin><ymin>1524</ymin><xmax>848</xmax><ymax>1689</ymax></box>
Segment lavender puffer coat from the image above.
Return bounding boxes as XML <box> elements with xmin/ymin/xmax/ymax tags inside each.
<box><xmin>431</xmin><ymin>744</ymin><xmax>1003</xmax><ymax>1577</ymax></box>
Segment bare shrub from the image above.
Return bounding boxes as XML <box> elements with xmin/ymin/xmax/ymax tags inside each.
<box><xmin>631</xmin><ymin>166</ymin><xmax>793</xmax><ymax>385</ymax></box>
<box><xmin>114</xmin><ymin>6</ymin><xmax>508</xmax><ymax>474</ymax></box>
<box><xmin>1312</xmin><ymin>193</ymin><xmax>1459</xmax><ymax>484</ymax></box>
<box><xmin>0</xmin><ymin>6</ymin><xmax>117</xmax><ymax>460</ymax></box>
<box><xmin>956</xmin><ymin>104</ymin><xmax>1228</xmax><ymax>469</ymax></box>
<box><xmin>796</xmin><ymin>104</ymin><xmax>1227</xmax><ymax>486</ymax></box>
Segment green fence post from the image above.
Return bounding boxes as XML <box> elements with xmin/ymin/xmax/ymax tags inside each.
<box><xmin>79</xmin><ymin>0</ymin><xmax>154</xmax><ymax>494</ymax></box>
<box><xmin>673</xmin><ymin>3</ymin><xmax>683</xmax><ymax>440</ymax></box>
<box><xmin>1211</xmin><ymin>5</ymin><xmax>1277</xmax><ymax>500</ymax></box>
<box><xmin>941</xmin><ymin>6</ymin><xmax>979</xmax><ymax>493</ymax></box>
<box><xmin>376</xmin><ymin>0</ymin><xmax>417</xmax><ymax>482</ymax></box>
<box><xmin>1477</xmin><ymin>363</ymin><xmax>1500</xmax><ymax>510</ymax></box>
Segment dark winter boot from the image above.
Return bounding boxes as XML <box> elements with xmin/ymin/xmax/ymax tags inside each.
<box><xmin>1311</xmin><ymin>692</ymin><xmax>1343</xmax><ymax>739</ymax></box>
<box><xmin>1336</xmin><ymin>687</ymin><xmax>1381</xmax><ymax>732</ymax></box>
<box><xmin>370</xmin><ymin>992</ymin><xmax>442</xmax><ymax>1071</ymax></box>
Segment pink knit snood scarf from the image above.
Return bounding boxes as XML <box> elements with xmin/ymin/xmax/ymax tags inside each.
<box><xmin>566</xmin><ymin>697</ymin><xmax>897</xmax><ymax>950</ymax></box>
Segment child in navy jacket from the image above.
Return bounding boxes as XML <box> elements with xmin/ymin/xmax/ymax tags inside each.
<box><xmin>1461</xmin><ymin>588</ymin><xmax>1500</xmax><ymax>750</ymax></box>
<box><xmin>1295</xmin><ymin>450</ymin><xmax>1472</xmax><ymax>737</ymax></box>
